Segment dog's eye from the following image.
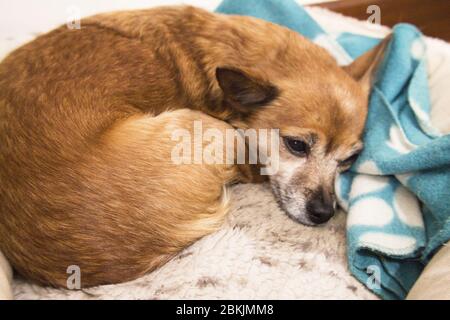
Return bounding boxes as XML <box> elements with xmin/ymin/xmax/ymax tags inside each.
<box><xmin>283</xmin><ymin>137</ymin><xmax>309</xmax><ymax>156</ymax></box>
<box><xmin>339</xmin><ymin>153</ymin><xmax>360</xmax><ymax>168</ymax></box>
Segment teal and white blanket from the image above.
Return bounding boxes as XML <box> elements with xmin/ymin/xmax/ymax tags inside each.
<box><xmin>217</xmin><ymin>0</ymin><xmax>450</xmax><ymax>299</ymax></box>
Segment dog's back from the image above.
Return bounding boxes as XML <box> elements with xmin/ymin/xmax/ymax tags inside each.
<box><xmin>0</xmin><ymin>6</ymin><xmax>247</xmax><ymax>287</ymax></box>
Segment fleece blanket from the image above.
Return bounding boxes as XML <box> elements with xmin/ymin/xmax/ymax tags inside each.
<box><xmin>217</xmin><ymin>0</ymin><xmax>450</xmax><ymax>299</ymax></box>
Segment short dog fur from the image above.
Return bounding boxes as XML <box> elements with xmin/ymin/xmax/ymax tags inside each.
<box><xmin>0</xmin><ymin>6</ymin><xmax>388</xmax><ymax>287</ymax></box>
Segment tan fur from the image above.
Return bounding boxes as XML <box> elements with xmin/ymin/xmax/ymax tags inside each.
<box><xmin>0</xmin><ymin>6</ymin><xmax>387</xmax><ymax>287</ymax></box>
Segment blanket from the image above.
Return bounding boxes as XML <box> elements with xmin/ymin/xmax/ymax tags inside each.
<box><xmin>217</xmin><ymin>0</ymin><xmax>450</xmax><ymax>299</ymax></box>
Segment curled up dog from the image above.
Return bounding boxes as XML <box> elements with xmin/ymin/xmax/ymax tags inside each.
<box><xmin>0</xmin><ymin>6</ymin><xmax>389</xmax><ymax>287</ymax></box>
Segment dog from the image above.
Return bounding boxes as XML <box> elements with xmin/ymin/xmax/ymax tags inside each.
<box><xmin>0</xmin><ymin>6</ymin><xmax>389</xmax><ymax>287</ymax></box>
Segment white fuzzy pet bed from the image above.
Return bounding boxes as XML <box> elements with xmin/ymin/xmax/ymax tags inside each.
<box><xmin>2</xmin><ymin>4</ymin><xmax>450</xmax><ymax>300</ymax></box>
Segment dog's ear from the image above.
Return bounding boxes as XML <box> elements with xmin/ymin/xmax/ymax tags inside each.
<box><xmin>216</xmin><ymin>67</ymin><xmax>278</xmax><ymax>115</ymax></box>
<box><xmin>343</xmin><ymin>34</ymin><xmax>391</xmax><ymax>93</ymax></box>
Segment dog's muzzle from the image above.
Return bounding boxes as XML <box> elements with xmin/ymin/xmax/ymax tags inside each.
<box><xmin>306</xmin><ymin>188</ymin><xmax>335</xmax><ymax>225</ymax></box>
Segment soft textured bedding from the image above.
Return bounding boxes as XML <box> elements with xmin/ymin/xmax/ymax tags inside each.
<box><xmin>2</xmin><ymin>0</ymin><xmax>449</xmax><ymax>300</ymax></box>
<box><xmin>0</xmin><ymin>251</ymin><xmax>13</xmax><ymax>299</ymax></box>
<box><xmin>407</xmin><ymin>243</ymin><xmax>450</xmax><ymax>300</ymax></box>
<box><xmin>218</xmin><ymin>0</ymin><xmax>450</xmax><ymax>300</ymax></box>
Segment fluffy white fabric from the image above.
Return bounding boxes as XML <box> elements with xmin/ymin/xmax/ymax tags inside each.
<box><xmin>2</xmin><ymin>4</ymin><xmax>449</xmax><ymax>300</ymax></box>
<box><xmin>13</xmin><ymin>184</ymin><xmax>376</xmax><ymax>300</ymax></box>
<box><xmin>0</xmin><ymin>251</ymin><xmax>13</xmax><ymax>299</ymax></box>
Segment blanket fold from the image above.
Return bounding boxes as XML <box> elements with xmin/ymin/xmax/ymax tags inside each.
<box><xmin>216</xmin><ymin>0</ymin><xmax>450</xmax><ymax>300</ymax></box>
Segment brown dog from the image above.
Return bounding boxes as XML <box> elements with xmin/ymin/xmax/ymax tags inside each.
<box><xmin>0</xmin><ymin>6</ymin><xmax>388</xmax><ymax>287</ymax></box>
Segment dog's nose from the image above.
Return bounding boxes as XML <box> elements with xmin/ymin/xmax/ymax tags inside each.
<box><xmin>306</xmin><ymin>189</ymin><xmax>335</xmax><ymax>225</ymax></box>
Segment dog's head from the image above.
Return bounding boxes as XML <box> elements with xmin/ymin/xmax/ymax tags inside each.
<box><xmin>216</xmin><ymin>36</ymin><xmax>389</xmax><ymax>226</ymax></box>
